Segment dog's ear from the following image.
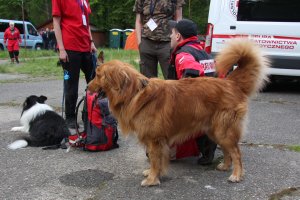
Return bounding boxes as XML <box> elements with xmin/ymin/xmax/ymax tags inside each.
<box><xmin>38</xmin><ymin>95</ymin><xmax>47</xmax><ymax>103</ymax></box>
<box><xmin>102</xmin><ymin>63</ymin><xmax>131</xmax><ymax>92</ymax></box>
<box><xmin>97</xmin><ymin>51</ymin><xmax>104</xmax><ymax>65</ymax></box>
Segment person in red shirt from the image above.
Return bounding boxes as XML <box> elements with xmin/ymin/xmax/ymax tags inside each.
<box><xmin>4</xmin><ymin>21</ymin><xmax>22</xmax><ymax>64</ymax></box>
<box><xmin>52</xmin><ymin>0</ymin><xmax>97</xmax><ymax>128</ymax></box>
<box><xmin>168</xmin><ymin>19</ymin><xmax>217</xmax><ymax>164</ymax></box>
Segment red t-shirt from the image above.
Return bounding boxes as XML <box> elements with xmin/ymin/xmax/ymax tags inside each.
<box><xmin>52</xmin><ymin>0</ymin><xmax>91</xmax><ymax>52</ymax></box>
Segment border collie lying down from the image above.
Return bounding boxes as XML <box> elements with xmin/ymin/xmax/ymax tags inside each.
<box><xmin>8</xmin><ymin>95</ymin><xmax>70</xmax><ymax>150</ymax></box>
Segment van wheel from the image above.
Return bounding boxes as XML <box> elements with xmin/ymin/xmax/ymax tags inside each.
<box><xmin>0</xmin><ymin>44</ymin><xmax>4</xmax><ymax>51</ymax></box>
<box><xmin>35</xmin><ymin>44</ymin><xmax>42</xmax><ymax>50</ymax></box>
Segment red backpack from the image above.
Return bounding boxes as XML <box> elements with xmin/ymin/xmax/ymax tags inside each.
<box><xmin>69</xmin><ymin>91</ymin><xmax>119</xmax><ymax>151</ymax></box>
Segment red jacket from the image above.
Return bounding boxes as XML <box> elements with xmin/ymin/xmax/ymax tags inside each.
<box><xmin>4</xmin><ymin>27</ymin><xmax>21</xmax><ymax>51</ymax></box>
<box><xmin>170</xmin><ymin>36</ymin><xmax>206</xmax><ymax>79</ymax></box>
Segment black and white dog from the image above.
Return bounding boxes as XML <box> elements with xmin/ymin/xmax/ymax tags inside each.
<box><xmin>8</xmin><ymin>95</ymin><xmax>70</xmax><ymax>150</ymax></box>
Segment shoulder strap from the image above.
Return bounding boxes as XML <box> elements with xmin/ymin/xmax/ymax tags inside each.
<box><xmin>177</xmin><ymin>44</ymin><xmax>212</xmax><ymax>62</ymax></box>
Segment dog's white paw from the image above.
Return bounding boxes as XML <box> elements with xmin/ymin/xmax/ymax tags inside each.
<box><xmin>143</xmin><ymin>169</ymin><xmax>150</xmax><ymax>177</ymax></box>
<box><xmin>228</xmin><ymin>174</ymin><xmax>242</xmax><ymax>183</ymax></box>
<box><xmin>217</xmin><ymin>163</ymin><xmax>230</xmax><ymax>171</ymax></box>
<box><xmin>11</xmin><ymin>127</ymin><xmax>24</xmax><ymax>132</ymax></box>
<box><xmin>141</xmin><ymin>177</ymin><xmax>160</xmax><ymax>187</ymax></box>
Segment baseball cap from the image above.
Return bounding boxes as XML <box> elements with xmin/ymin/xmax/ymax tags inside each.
<box><xmin>169</xmin><ymin>19</ymin><xmax>198</xmax><ymax>39</ymax></box>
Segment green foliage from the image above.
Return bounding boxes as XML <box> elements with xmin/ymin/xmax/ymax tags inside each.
<box><xmin>90</xmin><ymin>0</ymin><xmax>136</xmax><ymax>30</ymax></box>
<box><xmin>0</xmin><ymin>0</ymin><xmax>210</xmax><ymax>33</ymax></box>
<box><xmin>183</xmin><ymin>0</ymin><xmax>210</xmax><ymax>34</ymax></box>
<box><xmin>0</xmin><ymin>0</ymin><xmax>52</xmax><ymax>27</ymax></box>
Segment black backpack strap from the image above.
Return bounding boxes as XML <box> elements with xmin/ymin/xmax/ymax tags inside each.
<box><xmin>75</xmin><ymin>95</ymin><xmax>86</xmax><ymax>135</ymax></box>
<box><xmin>176</xmin><ymin>44</ymin><xmax>215</xmax><ymax>77</ymax></box>
<box><xmin>177</xmin><ymin>45</ymin><xmax>212</xmax><ymax>62</ymax></box>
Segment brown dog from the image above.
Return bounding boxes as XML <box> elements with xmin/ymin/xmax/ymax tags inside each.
<box><xmin>88</xmin><ymin>39</ymin><xmax>269</xmax><ymax>186</ymax></box>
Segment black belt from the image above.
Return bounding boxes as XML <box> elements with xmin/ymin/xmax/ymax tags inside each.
<box><xmin>8</xmin><ymin>38</ymin><xmax>17</xmax><ymax>40</ymax></box>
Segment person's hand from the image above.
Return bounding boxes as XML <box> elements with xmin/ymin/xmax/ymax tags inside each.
<box><xmin>59</xmin><ymin>49</ymin><xmax>68</xmax><ymax>63</ymax></box>
<box><xmin>91</xmin><ymin>42</ymin><xmax>97</xmax><ymax>53</ymax></box>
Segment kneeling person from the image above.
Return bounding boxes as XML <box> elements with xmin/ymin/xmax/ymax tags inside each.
<box><xmin>168</xmin><ymin>19</ymin><xmax>217</xmax><ymax>164</ymax></box>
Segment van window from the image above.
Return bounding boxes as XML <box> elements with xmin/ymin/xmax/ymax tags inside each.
<box><xmin>237</xmin><ymin>0</ymin><xmax>300</xmax><ymax>22</ymax></box>
<box><xmin>27</xmin><ymin>24</ymin><xmax>38</xmax><ymax>36</ymax></box>
<box><xmin>14</xmin><ymin>24</ymin><xmax>25</xmax><ymax>34</ymax></box>
<box><xmin>0</xmin><ymin>22</ymin><xmax>9</xmax><ymax>32</ymax></box>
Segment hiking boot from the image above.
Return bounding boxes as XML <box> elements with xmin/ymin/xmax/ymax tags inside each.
<box><xmin>197</xmin><ymin>135</ymin><xmax>217</xmax><ymax>165</ymax></box>
<box><xmin>65</xmin><ymin>118</ymin><xmax>77</xmax><ymax>129</ymax></box>
<box><xmin>197</xmin><ymin>143</ymin><xmax>217</xmax><ymax>165</ymax></box>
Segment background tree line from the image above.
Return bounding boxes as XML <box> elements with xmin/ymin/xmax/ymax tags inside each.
<box><xmin>0</xmin><ymin>0</ymin><xmax>210</xmax><ymax>34</ymax></box>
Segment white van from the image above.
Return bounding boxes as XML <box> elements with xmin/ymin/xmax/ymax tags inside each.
<box><xmin>0</xmin><ymin>19</ymin><xmax>43</xmax><ymax>50</ymax></box>
<box><xmin>205</xmin><ymin>0</ymin><xmax>300</xmax><ymax>77</ymax></box>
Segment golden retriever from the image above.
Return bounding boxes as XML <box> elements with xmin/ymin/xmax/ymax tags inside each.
<box><xmin>88</xmin><ymin>39</ymin><xmax>269</xmax><ymax>186</ymax></box>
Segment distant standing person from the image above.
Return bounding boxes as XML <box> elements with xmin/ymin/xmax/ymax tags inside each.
<box><xmin>52</xmin><ymin>0</ymin><xmax>97</xmax><ymax>128</ymax></box>
<box><xmin>4</xmin><ymin>21</ymin><xmax>22</xmax><ymax>64</ymax></box>
<box><xmin>43</xmin><ymin>28</ymin><xmax>50</xmax><ymax>50</ymax></box>
<box><xmin>133</xmin><ymin>0</ymin><xmax>185</xmax><ymax>78</ymax></box>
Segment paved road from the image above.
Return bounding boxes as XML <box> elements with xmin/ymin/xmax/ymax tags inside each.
<box><xmin>0</xmin><ymin>75</ymin><xmax>299</xmax><ymax>200</ymax></box>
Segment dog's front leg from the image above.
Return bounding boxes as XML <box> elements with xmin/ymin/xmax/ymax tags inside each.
<box><xmin>11</xmin><ymin>126</ymin><xmax>29</xmax><ymax>132</ymax></box>
<box><xmin>141</xmin><ymin>139</ymin><xmax>169</xmax><ymax>186</ymax></box>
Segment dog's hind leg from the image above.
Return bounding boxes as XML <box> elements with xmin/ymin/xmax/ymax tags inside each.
<box><xmin>227</xmin><ymin>144</ymin><xmax>243</xmax><ymax>182</ymax></box>
<box><xmin>141</xmin><ymin>138</ymin><xmax>169</xmax><ymax>186</ymax></box>
<box><xmin>216</xmin><ymin>146</ymin><xmax>232</xmax><ymax>171</ymax></box>
<box><xmin>216</xmin><ymin>128</ymin><xmax>243</xmax><ymax>182</ymax></box>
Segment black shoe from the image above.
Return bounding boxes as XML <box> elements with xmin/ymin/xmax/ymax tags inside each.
<box><xmin>198</xmin><ymin>154</ymin><xmax>214</xmax><ymax>165</ymax></box>
<box><xmin>197</xmin><ymin>135</ymin><xmax>217</xmax><ymax>165</ymax></box>
<box><xmin>197</xmin><ymin>142</ymin><xmax>217</xmax><ymax>165</ymax></box>
<box><xmin>65</xmin><ymin>118</ymin><xmax>77</xmax><ymax>129</ymax></box>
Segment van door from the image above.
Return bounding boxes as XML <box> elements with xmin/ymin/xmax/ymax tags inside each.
<box><xmin>13</xmin><ymin>23</ymin><xmax>30</xmax><ymax>48</ymax></box>
<box><xmin>236</xmin><ymin>0</ymin><xmax>300</xmax><ymax>75</ymax></box>
<box><xmin>0</xmin><ymin>21</ymin><xmax>9</xmax><ymax>50</ymax></box>
<box><xmin>206</xmin><ymin>0</ymin><xmax>238</xmax><ymax>55</ymax></box>
<box><xmin>26</xmin><ymin>23</ymin><xmax>40</xmax><ymax>49</ymax></box>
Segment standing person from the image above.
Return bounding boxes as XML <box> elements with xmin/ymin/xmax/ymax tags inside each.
<box><xmin>52</xmin><ymin>0</ymin><xmax>97</xmax><ymax>128</ymax></box>
<box><xmin>43</xmin><ymin>28</ymin><xmax>50</xmax><ymax>50</ymax></box>
<box><xmin>169</xmin><ymin>19</ymin><xmax>217</xmax><ymax>164</ymax></box>
<box><xmin>50</xmin><ymin>29</ymin><xmax>57</xmax><ymax>51</ymax></box>
<box><xmin>4</xmin><ymin>21</ymin><xmax>22</xmax><ymax>64</ymax></box>
<box><xmin>133</xmin><ymin>0</ymin><xmax>185</xmax><ymax>79</ymax></box>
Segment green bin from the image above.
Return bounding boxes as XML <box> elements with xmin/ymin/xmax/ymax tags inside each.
<box><xmin>122</xmin><ymin>29</ymin><xmax>134</xmax><ymax>48</ymax></box>
<box><xmin>109</xmin><ymin>29</ymin><xmax>123</xmax><ymax>48</ymax></box>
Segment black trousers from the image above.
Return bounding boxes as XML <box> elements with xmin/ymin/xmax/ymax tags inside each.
<box><xmin>9</xmin><ymin>51</ymin><xmax>19</xmax><ymax>58</ymax></box>
<box><xmin>139</xmin><ymin>38</ymin><xmax>171</xmax><ymax>79</ymax></box>
<box><xmin>61</xmin><ymin>50</ymin><xmax>94</xmax><ymax>119</ymax></box>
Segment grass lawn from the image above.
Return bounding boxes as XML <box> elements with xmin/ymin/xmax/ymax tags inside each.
<box><xmin>288</xmin><ymin>145</ymin><xmax>300</xmax><ymax>152</ymax></box>
<box><xmin>0</xmin><ymin>48</ymin><xmax>57</xmax><ymax>59</ymax></box>
<box><xmin>0</xmin><ymin>48</ymin><xmax>142</xmax><ymax>78</ymax></box>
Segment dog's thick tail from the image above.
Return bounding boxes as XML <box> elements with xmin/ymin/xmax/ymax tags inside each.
<box><xmin>215</xmin><ymin>38</ymin><xmax>270</xmax><ymax>96</ymax></box>
<box><xmin>7</xmin><ymin>139</ymin><xmax>28</xmax><ymax>150</ymax></box>
<box><xmin>7</xmin><ymin>136</ymin><xmax>38</xmax><ymax>150</ymax></box>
